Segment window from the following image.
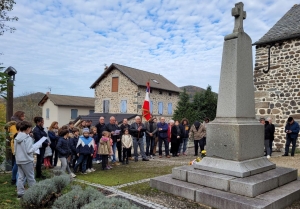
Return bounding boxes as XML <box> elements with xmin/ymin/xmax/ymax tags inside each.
<box><xmin>89</xmin><ymin>110</ymin><xmax>95</xmax><ymax>114</ymax></box>
<box><xmin>168</xmin><ymin>103</ymin><xmax>173</xmax><ymax>115</ymax></box>
<box><xmin>150</xmin><ymin>101</ymin><xmax>153</xmax><ymax>113</ymax></box>
<box><xmin>158</xmin><ymin>102</ymin><xmax>163</xmax><ymax>115</ymax></box>
<box><xmin>46</xmin><ymin>108</ymin><xmax>50</xmax><ymax>119</ymax></box>
<box><xmin>112</xmin><ymin>77</ymin><xmax>119</xmax><ymax>92</ymax></box>
<box><xmin>159</xmin><ymin>91</ymin><xmax>162</xmax><ymax>94</ymax></box>
<box><xmin>152</xmin><ymin>79</ymin><xmax>159</xmax><ymax>84</ymax></box>
<box><xmin>71</xmin><ymin>109</ymin><xmax>78</xmax><ymax>119</ymax></box>
<box><xmin>169</xmin><ymin>92</ymin><xmax>172</xmax><ymax>96</ymax></box>
<box><xmin>120</xmin><ymin>100</ymin><xmax>127</xmax><ymax>113</ymax></box>
<box><xmin>103</xmin><ymin>100</ymin><xmax>110</xmax><ymax>113</ymax></box>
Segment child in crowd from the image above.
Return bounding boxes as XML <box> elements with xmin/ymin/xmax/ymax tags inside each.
<box><xmin>73</xmin><ymin>128</ymin><xmax>94</xmax><ymax>175</ymax></box>
<box><xmin>86</xmin><ymin>130</ymin><xmax>96</xmax><ymax>173</ymax></box>
<box><xmin>69</xmin><ymin>128</ymin><xmax>80</xmax><ymax>169</ymax></box>
<box><xmin>56</xmin><ymin>128</ymin><xmax>76</xmax><ymax>178</ymax></box>
<box><xmin>14</xmin><ymin>121</ymin><xmax>39</xmax><ymax>198</ymax></box>
<box><xmin>121</xmin><ymin>129</ymin><xmax>133</xmax><ymax>165</ymax></box>
<box><xmin>98</xmin><ymin>131</ymin><xmax>112</xmax><ymax>170</ymax></box>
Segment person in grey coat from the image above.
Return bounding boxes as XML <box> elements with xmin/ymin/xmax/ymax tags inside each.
<box><xmin>14</xmin><ymin>121</ymin><xmax>40</xmax><ymax>198</ymax></box>
<box><xmin>130</xmin><ymin>116</ymin><xmax>149</xmax><ymax>162</ymax></box>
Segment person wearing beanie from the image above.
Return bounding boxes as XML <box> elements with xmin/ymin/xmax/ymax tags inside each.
<box><xmin>73</xmin><ymin>128</ymin><xmax>94</xmax><ymax>174</ymax></box>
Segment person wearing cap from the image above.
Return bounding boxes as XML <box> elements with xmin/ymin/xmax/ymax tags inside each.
<box><xmin>73</xmin><ymin>128</ymin><xmax>94</xmax><ymax>174</ymax></box>
<box><xmin>283</xmin><ymin>117</ymin><xmax>299</xmax><ymax>157</ymax></box>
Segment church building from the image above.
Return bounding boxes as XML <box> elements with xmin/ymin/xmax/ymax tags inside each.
<box><xmin>253</xmin><ymin>4</ymin><xmax>300</xmax><ymax>150</ymax></box>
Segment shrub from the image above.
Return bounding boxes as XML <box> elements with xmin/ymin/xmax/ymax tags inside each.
<box><xmin>81</xmin><ymin>197</ymin><xmax>141</xmax><ymax>209</ymax></box>
<box><xmin>52</xmin><ymin>186</ymin><xmax>103</xmax><ymax>209</ymax></box>
<box><xmin>21</xmin><ymin>174</ymin><xmax>70</xmax><ymax>209</ymax></box>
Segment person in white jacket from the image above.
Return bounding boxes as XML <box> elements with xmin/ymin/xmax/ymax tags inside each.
<box><xmin>14</xmin><ymin>121</ymin><xmax>40</xmax><ymax>198</ymax></box>
<box><xmin>121</xmin><ymin>129</ymin><xmax>133</xmax><ymax>165</ymax></box>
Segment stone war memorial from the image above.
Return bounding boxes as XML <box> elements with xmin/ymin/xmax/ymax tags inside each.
<box><xmin>150</xmin><ymin>2</ymin><xmax>300</xmax><ymax>209</ymax></box>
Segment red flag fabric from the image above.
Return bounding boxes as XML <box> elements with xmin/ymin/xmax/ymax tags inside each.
<box><xmin>142</xmin><ymin>82</ymin><xmax>151</xmax><ymax>121</ymax></box>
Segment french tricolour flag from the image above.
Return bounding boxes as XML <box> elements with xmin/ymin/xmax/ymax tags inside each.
<box><xmin>142</xmin><ymin>82</ymin><xmax>151</xmax><ymax>121</ymax></box>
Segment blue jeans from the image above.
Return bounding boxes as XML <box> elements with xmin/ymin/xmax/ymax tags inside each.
<box><xmin>12</xmin><ymin>161</ymin><xmax>18</xmax><ymax>181</ymax></box>
<box><xmin>159</xmin><ymin>138</ymin><xmax>169</xmax><ymax>156</ymax></box>
<box><xmin>178</xmin><ymin>138</ymin><xmax>188</xmax><ymax>153</ymax></box>
<box><xmin>133</xmin><ymin>138</ymin><xmax>147</xmax><ymax>160</ymax></box>
<box><xmin>146</xmin><ymin>136</ymin><xmax>155</xmax><ymax>156</ymax></box>
<box><xmin>284</xmin><ymin>136</ymin><xmax>297</xmax><ymax>156</ymax></box>
<box><xmin>112</xmin><ymin>142</ymin><xmax>117</xmax><ymax>162</ymax></box>
<box><xmin>74</xmin><ymin>154</ymin><xmax>89</xmax><ymax>173</ymax></box>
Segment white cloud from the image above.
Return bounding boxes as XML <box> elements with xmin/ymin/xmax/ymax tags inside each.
<box><xmin>1</xmin><ymin>0</ymin><xmax>298</xmax><ymax>97</ymax></box>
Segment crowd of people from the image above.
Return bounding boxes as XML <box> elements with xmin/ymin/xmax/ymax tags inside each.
<box><xmin>5</xmin><ymin>110</ymin><xmax>299</xmax><ymax>198</ymax></box>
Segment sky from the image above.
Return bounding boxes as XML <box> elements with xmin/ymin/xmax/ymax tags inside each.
<box><xmin>1</xmin><ymin>0</ymin><xmax>299</xmax><ymax>97</ymax></box>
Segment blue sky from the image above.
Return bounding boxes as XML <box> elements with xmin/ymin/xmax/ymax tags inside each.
<box><xmin>1</xmin><ymin>0</ymin><xmax>298</xmax><ymax>97</ymax></box>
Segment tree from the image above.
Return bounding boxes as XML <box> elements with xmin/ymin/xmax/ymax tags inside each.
<box><xmin>202</xmin><ymin>85</ymin><xmax>218</xmax><ymax>120</ymax></box>
<box><xmin>190</xmin><ymin>91</ymin><xmax>206</xmax><ymax>123</ymax></box>
<box><xmin>0</xmin><ymin>0</ymin><xmax>18</xmax><ymax>36</ymax></box>
<box><xmin>14</xmin><ymin>92</ymin><xmax>44</xmax><ymax>123</ymax></box>
<box><xmin>173</xmin><ymin>88</ymin><xmax>192</xmax><ymax>121</ymax></box>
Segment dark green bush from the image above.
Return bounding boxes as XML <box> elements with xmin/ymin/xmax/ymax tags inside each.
<box><xmin>81</xmin><ymin>197</ymin><xmax>141</xmax><ymax>209</ymax></box>
<box><xmin>21</xmin><ymin>174</ymin><xmax>71</xmax><ymax>209</ymax></box>
<box><xmin>52</xmin><ymin>186</ymin><xmax>103</xmax><ymax>209</ymax></box>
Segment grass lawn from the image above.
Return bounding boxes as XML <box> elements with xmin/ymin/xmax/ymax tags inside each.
<box><xmin>76</xmin><ymin>161</ymin><xmax>179</xmax><ymax>186</ymax></box>
<box><xmin>0</xmin><ymin>173</ymin><xmax>21</xmax><ymax>209</ymax></box>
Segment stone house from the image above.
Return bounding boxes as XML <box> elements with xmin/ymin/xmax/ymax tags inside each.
<box><xmin>90</xmin><ymin>63</ymin><xmax>181</xmax><ymax>121</ymax></box>
<box><xmin>38</xmin><ymin>93</ymin><xmax>95</xmax><ymax>128</ymax></box>
<box><xmin>253</xmin><ymin>4</ymin><xmax>300</xmax><ymax>150</ymax></box>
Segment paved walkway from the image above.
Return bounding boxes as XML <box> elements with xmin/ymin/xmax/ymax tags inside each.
<box><xmin>75</xmin><ymin>178</ymin><xmax>169</xmax><ymax>209</ymax></box>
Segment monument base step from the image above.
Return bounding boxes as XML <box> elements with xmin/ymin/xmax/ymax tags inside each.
<box><xmin>150</xmin><ymin>174</ymin><xmax>300</xmax><ymax>209</ymax></box>
<box><xmin>172</xmin><ymin>166</ymin><xmax>297</xmax><ymax>197</ymax></box>
<box><xmin>194</xmin><ymin>156</ymin><xmax>276</xmax><ymax>177</ymax></box>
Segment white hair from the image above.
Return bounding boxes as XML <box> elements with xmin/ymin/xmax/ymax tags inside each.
<box><xmin>169</xmin><ymin>120</ymin><xmax>174</xmax><ymax>124</ymax></box>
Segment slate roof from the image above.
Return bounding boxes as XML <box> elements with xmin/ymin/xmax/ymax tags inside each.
<box><xmin>253</xmin><ymin>4</ymin><xmax>300</xmax><ymax>45</ymax></box>
<box><xmin>38</xmin><ymin>94</ymin><xmax>95</xmax><ymax>108</ymax></box>
<box><xmin>90</xmin><ymin>63</ymin><xmax>182</xmax><ymax>93</ymax></box>
<box><xmin>73</xmin><ymin>113</ymin><xmax>137</xmax><ymax>126</ymax></box>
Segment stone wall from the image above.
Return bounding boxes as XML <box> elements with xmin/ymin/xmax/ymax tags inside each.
<box><xmin>254</xmin><ymin>38</ymin><xmax>300</xmax><ymax>150</ymax></box>
<box><xmin>94</xmin><ymin>68</ymin><xmax>180</xmax><ymax>121</ymax></box>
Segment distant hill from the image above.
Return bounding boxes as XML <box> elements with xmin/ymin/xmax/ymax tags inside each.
<box><xmin>180</xmin><ymin>85</ymin><xmax>217</xmax><ymax>99</ymax></box>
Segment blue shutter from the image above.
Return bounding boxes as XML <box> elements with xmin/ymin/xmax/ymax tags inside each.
<box><xmin>71</xmin><ymin>109</ymin><xmax>78</xmax><ymax>119</ymax></box>
<box><xmin>168</xmin><ymin>103</ymin><xmax>172</xmax><ymax>115</ymax></box>
<box><xmin>46</xmin><ymin>108</ymin><xmax>50</xmax><ymax>119</ymax></box>
<box><xmin>158</xmin><ymin>102</ymin><xmax>163</xmax><ymax>115</ymax></box>
<box><xmin>103</xmin><ymin>100</ymin><xmax>110</xmax><ymax>113</ymax></box>
<box><xmin>120</xmin><ymin>100</ymin><xmax>127</xmax><ymax>113</ymax></box>
<box><xmin>150</xmin><ymin>101</ymin><xmax>153</xmax><ymax>113</ymax></box>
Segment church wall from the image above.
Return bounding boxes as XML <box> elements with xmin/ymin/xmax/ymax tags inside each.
<box><xmin>254</xmin><ymin>38</ymin><xmax>300</xmax><ymax>150</ymax></box>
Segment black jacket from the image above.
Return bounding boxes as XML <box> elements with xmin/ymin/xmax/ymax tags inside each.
<box><xmin>144</xmin><ymin>122</ymin><xmax>157</xmax><ymax>137</ymax></box>
<box><xmin>264</xmin><ymin>122</ymin><xmax>273</xmax><ymax>140</ymax></box>
<box><xmin>180</xmin><ymin>124</ymin><xmax>190</xmax><ymax>138</ymax></box>
<box><xmin>56</xmin><ymin>137</ymin><xmax>71</xmax><ymax>158</ymax></box>
<box><xmin>69</xmin><ymin>136</ymin><xmax>79</xmax><ymax>155</ymax></box>
<box><xmin>269</xmin><ymin>123</ymin><xmax>275</xmax><ymax>141</ymax></box>
<box><xmin>171</xmin><ymin>125</ymin><xmax>182</xmax><ymax>143</ymax></box>
<box><xmin>105</xmin><ymin>123</ymin><xmax>120</xmax><ymax>142</ymax></box>
<box><xmin>32</xmin><ymin>125</ymin><xmax>48</xmax><ymax>149</ymax></box>
<box><xmin>48</xmin><ymin>130</ymin><xmax>59</xmax><ymax>149</ymax></box>
<box><xmin>130</xmin><ymin>122</ymin><xmax>146</xmax><ymax>138</ymax></box>
<box><xmin>95</xmin><ymin>123</ymin><xmax>106</xmax><ymax>138</ymax></box>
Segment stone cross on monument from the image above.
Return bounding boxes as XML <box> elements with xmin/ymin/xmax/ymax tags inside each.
<box><xmin>151</xmin><ymin>3</ymin><xmax>300</xmax><ymax>208</ymax></box>
<box><xmin>232</xmin><ymin>2</ymin><xmax>246</xmax><ymax>33</ymax></box>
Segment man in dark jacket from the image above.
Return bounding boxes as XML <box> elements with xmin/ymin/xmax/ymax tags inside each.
<box><xmin>178</xmin><ymin>118</ymin><xmax>190</xmax><ymax>156</ymax></box>
<box><xmin>157</xmin><ymin>117</ymin><xmax>170</xmax><ymax>158</ymax></box>
<box><xmin>69</xmin><ymin>128</ymin><xmax>80</xmax><ymax>168</ymax></box>
<box><xmin>130</xmin><ymin>116</ymin><xmax>149</xmax><ymax>162</ymax></box>
<box><xmin>283</xmin><ymin>117</ymin><xmax>300</xmax><ymax>157</ymax></box>
<box><xmin>145</xmin><ymin>118</ymin><xmax>157</xmax><ymax>158</ymax></box>
<box><xmin>105</xmin><ymin>116</ymin><xmax>121</xmax><ymax>164</ymax></box>
<box><xmin>260</xmin><ymin>118</ymin><xmax>271</xmax><ymax>158</ymax></box>
<box><xmin>120</xmin><ymin>118</ymin><xmax>132</xmax><ymax>159</ymax></box>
